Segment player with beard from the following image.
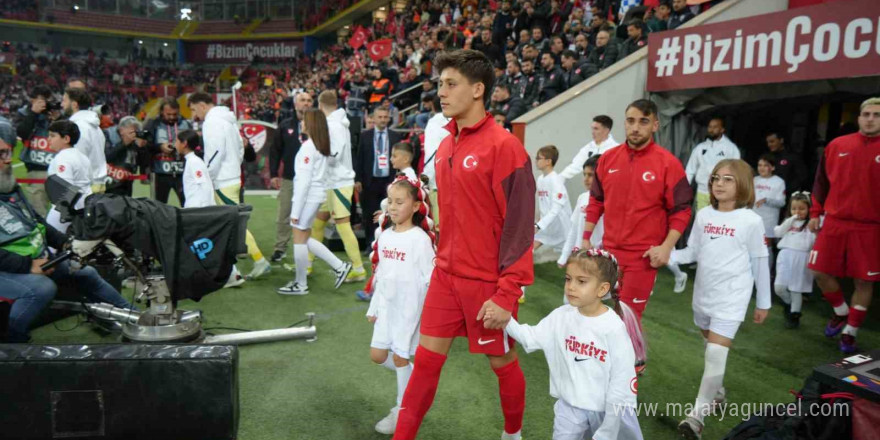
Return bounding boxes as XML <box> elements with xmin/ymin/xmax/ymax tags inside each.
<box><xmin>581</xmin><ymin>99</ymin><xmax>692</xmax><ymax>374</ymax></box>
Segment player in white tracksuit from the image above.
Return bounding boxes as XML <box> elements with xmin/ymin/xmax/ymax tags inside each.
<box><xmin>504</xmin><ymin>249</ymin><xmax>643</xmax><ymax>440</ymax></box>
<box><xmin>773</xmin><ymin>192</ymin><xmax>816</xmax><ymax>329</ymax></box>
<box><xmin>669</xmin><ymin>159</ymin><xmax>770</xmax><ymax>439</ymax></box>
<box><xmin>535</xmin><ymin>146</ymin><xmax>572</xmax><ymax>252</ymax></box>
<box><xmin>365</xmin><ymin>176</ymin><xmax>436</xmax><ymax>436</ymax></box>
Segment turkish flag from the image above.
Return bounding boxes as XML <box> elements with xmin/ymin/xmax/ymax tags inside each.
<box><xmin>348</xmin><ymin>25</ymin><xmax>368</xmax><ymax>49</ymax></box>
<box><xmin>366</xmin><ymin>39</ymin><xmax>393</xmax><ymax>62</ymax></box>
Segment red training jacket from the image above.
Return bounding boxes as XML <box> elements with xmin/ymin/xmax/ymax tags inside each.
<box><xmin>434</xmin><ymin>113</ymin><xmax>536</xmax><ymax>312</ymax></box>
<box><xmin>810</xmin><ymin>132</ymin><xmax>880</xmax><ymax>224</ymax></box>
<box><xmin>586</xmin><ymin>141</ymin><xmax>692</xmax><ymax>253</ymax></box>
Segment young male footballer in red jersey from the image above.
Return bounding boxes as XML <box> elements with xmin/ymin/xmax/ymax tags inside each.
<box><xmin>393</xmin><ymin>50</ymin><xmax>536</xmax><ymax>440</ymax></box>
<box><xmin>810</xmin><ymin>97</ymin><xmax>880</xmax><ymax>354</ymax></box>
<box><xmin>581</xmin><ymin>99</ymin><xmax>693</xmax><ymax>373</ymax></box>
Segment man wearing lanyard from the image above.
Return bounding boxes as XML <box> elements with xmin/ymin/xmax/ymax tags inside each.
<box><xmin>146</xmin><ymin>97</ymin><xmax>191</xmax><ymax>205</ymax></box>
<box><xmin>355</xmin><ymin>106</ymin><xmax>404</xmax><ymax>249</ymax></box>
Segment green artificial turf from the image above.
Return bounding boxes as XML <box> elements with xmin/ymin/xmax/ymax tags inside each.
<box><xmin>28</xmin><ymin>192</ymin><xmax>879</xmax><ymax>440</ymax></box>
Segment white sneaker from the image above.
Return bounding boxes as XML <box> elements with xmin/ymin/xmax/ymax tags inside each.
<box><xmin>224</xmin><ymin>266</ymin><xmax>245</xmax><ymax>288</ymax></box>
<box><xmin>277</xmin><ymin>281</ymin><xmax>309</xmax><ymax>295</ymax></box>
<box><xmin>374</xmin><ymin>406</ymin><xmax>398</xmax><ymax>435</ymax></box>
<box><xmin>501</xmin><ymin>430</ymin><xmax>522</xmax><ymax>440</ymax></box>
<box><xmin>677</xmin><ymin>416</ymin><xmax>703</xmax><ymax>440</ymax></box>
<box><xmin>333</xmin><ymin>262</ymin><xmax>353</xmax><ymax>289</ymax></box>
<box><xmin>674</xmin><ymin>272</ymin><xmax>688</xmax><ymax>293</ymax></box>
<box><xmin>247</xmin><ymin>259</ymin><xmax>271</xmax><ymax>280</ymax></box>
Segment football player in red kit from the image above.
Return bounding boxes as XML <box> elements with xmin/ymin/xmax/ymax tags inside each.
<box><xmin>809</xmin><ymin>97</ymin><xmax>880</xmax><ymax>354</ymax></box>
<box><xmin>393</xmin><ymin>50</ymin><xmax>536</xmax><ymax>440</ymax></box>
<box><xmin>581</xmin><ymin>99</ymin><xmax>693</xmax><ymax>372</ymax></box>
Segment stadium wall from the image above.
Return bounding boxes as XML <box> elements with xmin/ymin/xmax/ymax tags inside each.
<box><xmin>513</xmin><ymin>0</ymin><xmax>789</xmax><ymax>201</ymax></box>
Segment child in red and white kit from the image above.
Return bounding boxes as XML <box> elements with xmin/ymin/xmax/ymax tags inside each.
<box><xmin>504</xmin><ymin>249</ymin><xmax>643</xmax><ymax>440</ymax></box>
<box><xmin>366</xmin><ymin>176</ymin><xmax>436</xmax><ymax>436</ymax></box>
<box><xmin>670</xmin><ymin>159</ymin><xmax>771</xmax><ymax>440</ymax></box>
<box><xmin>774</xmin><ymin>191</ymin><xmax>816</xmax><ymax>329</ymax></box>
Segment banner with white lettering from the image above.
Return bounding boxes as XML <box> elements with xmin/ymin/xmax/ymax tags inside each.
<box><xmin>186</xmin><ymin>40</ymin><xmax>303</xmax><ymax>63</ymax></box>
<box><xmin>647</xmin><ymin>0</ymin><xmax>880</xmax><ymax>92</ymax></box>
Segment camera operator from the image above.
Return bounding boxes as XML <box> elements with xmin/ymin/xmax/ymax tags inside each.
<box><xmin>144</xmin><ymin>97</ymin><xmax>190</xmax><ymax>205</ymax></box>
<box><xmin>16</xmin><ymin>85</ymin><xmax>60</xmax><ymax>217</ymax></box>
<box><xmin>0</xmin><ymin>119</ymin><xmax>133</xmax><ymax>343</ymax></box>
<box><xmin>105</xmin><ymin>116</ymin><xmax>150</xmax><ymax>197</ymax></box>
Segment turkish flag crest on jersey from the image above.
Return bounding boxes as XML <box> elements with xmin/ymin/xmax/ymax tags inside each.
<box><xmin>366</xmin><ymin>39</ymin><xmax>393</xmax><ymax>62</ymax></box>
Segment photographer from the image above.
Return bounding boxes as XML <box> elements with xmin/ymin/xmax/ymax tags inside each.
<box><xmin>16</xmin><ymin>85</ymin><xmax>60</xmax><ymax>217</ymax></box>
<box><xmin>0</xmin><ymin>120</ymin><xmax>133</xmax><ymax>343</ymax></box>
<box><xmin>105</xmin><ymin>116</ymin><xmax>150</xmax><ymax>197</ymax></box>
<box><xmin>144</xmin><ymin>97</ymin><xmax>190</xmax><ymax>205</ymax></box>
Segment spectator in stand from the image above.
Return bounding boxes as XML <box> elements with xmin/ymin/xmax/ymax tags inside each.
<box><xmin>145</xmin><ymin>97</ymin><xmax>190</xmax><ymax>205</ymax></box>
<box><xmin>538</xmin><ymin>52</ymin><xmax>565</xmax><ymax>103</ymax></box>
<box><xmin>560</xmin><ymin>50</ymin><xmax>583</xmax><ymax>90</ymax></box>
<box><xmin>765</xmin><ymin>130</ymin><xmax>808</xmax><ymax>193</ymax></box>
<box><xmin>368</xmin><ymin>66</ymin><xmax>394</xmax><ymax>111</ymax></box>
<box><xmin>521</xmin><ymin>58</ymin><xmax>541</xmax><ymax>107</ymax></box>
<box><xmin>528</xmin><ymin>0</ymin><xmax>552</xmax><ymax>36</ymax></box>
<box><xmin>105</xmin><ymin>116</ymin><xmax>150</xmax><ymax>197</ymax></box>
<box><xmin>269</xmin><ymin>91</ymin><xmax>310</xmax><ymax>263</ymax></box>
<box><xmin>549</xmin><ymin>35</ymin><xmax>566</xmax><ymax>61</ymax></box>
<box><xmin>493</xmin><ymin>0</ymin><xmax>516</xmax><ymax>45</ymax></box>
<box><xmin>474</xmin><ymin>28</ymin><xmax>505</xmax><ymax>67</ymax></box>
<box><xmin>646</xmin><ymin>1</ymin><xmax>671</xmax><ymax>33</ymax></box>
<box><xmin>669</xmin><ymin>0</ymin><xmax>696</xmax><ymax>29</ymax></box>
<box><xmin>490</xmin><ymin>83</ymin><xmax>527</xmax><ymax>127</ymax></box>
<box><xmin>572</xmin><ymin>32</ymin><xmax>591</xmax><ymax>62</ymax></box>
<box><xmin>16</xmin><ymin>85</ymin><xmax>57</xmax><ymax>217</ymax></box>
<box><xmin>618</xmin><ymin>19</ymin><xmax>649</xmax><ymax>61</ymax></box>
<box><xmin>581</xmin><ymin>28</ymin><xmax>619</xmax><ymax>78</ymax></box>
<box><xmin>530</xmin><ymin>26</ymin><xmax>550</xmax><ymax>52</ymax></box>
<box><xmin>505</xmin><ymin>60</ymin><xmax>528</xmax><ymax>101</ymax></box>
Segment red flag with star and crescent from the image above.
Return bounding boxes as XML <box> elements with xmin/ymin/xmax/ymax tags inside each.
<box><xmin>366</xmin><ymin>39</ymin><xmax>393</xmax><ymax>62</ymax></box>
<box><xmin>348</xmin><ymin>25</ymin><xmax>369</xmax><ymax>50</ymax></box>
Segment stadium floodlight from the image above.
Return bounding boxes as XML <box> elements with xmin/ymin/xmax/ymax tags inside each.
<box><xmin>138</xmin><ymin>40</ymin><xmax>144</xmax><ymax>45</ymax></box>
<box><xmin>180</xmin><ymin>7</ymin><xmax>192</xmax><ymax>20</ymax></box>
<box><xmin>73</xmin><ymin>5</ymin><xmax>80</xmax><ymax>10</ymax></box>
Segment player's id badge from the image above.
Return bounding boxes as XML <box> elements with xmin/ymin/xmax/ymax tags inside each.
<box><xmin>377</xmin><ymin>154</ymin><xmax>389</xmax><ymax>170</ymax></box>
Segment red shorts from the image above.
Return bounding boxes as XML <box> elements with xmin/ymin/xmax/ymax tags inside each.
<box><xmin>420</xmin><ymin>268</ymin><xmax>518</xmax><ymax>356</ymax></box>
<box><xmin>605</xmin><ymin>248</ymin><xmax>658</xmax><ymax>320</ymax></box>
<box><xmin>808</xmin><ymin>217</ymin><xmax>880</xmax><ymax>282</ymax></box>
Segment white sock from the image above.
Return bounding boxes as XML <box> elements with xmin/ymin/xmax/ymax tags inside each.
<box><xmin>381</xmin><ymin>355</ymin><xmax>396</xmax><ymax>371</ymax></box>
<box><xmin>774</xmin><ymin>284</ymin><xmax>791</xmax><ymax>304</ymax></box>
<box><xmin>293</xmin><ymin>244</ymin><xmax>309</xmax><ymax>286</ymax></box>
<box><xmin>834</xmin><ymin>303</ymin><xmax>850</xmax><ymax>316</ymax></box>
<box><xmin>255</xmin><ymin>257</ymin><xmax>267</xmax><ymax>266</ymax></box>
<box><xmin>790</xmin><ymin>292</ymin><xmax>803</xmax><ymax>313</ymax></box>
<box><xmin>395</xmin><ymin>362</ymin><xmax>412</xmax><ymax>406</ymax></box>
<box><xmin>691</xmin><ymin>343</ymin><xmax>729</xmax><ymax>423</ymax></box>
<box><xmin>843</xmin><ymin>324</ymin><xmax>858</xmax><ymax>337</ymax></box>
<box><xmin>307</xmin><ymin>238</ymin><xmax>344</xmax><ymax>270</ymax></box>
<box><xmin>668</xmin><ymin>262</ymin><xmax>685</xmax><ymax>278</ymax></box>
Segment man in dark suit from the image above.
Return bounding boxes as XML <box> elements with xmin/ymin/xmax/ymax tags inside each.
<box><xmin>268</xmin><ymin>92</ymin><xmax>311</xmax><ymax>262</ymax></box>
<box><xmin>354</xmin><ymin>106</ymin><xmax>403</xmax><ymax>251</ymax></box>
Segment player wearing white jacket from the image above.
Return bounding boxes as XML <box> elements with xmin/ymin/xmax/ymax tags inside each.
<box><xmin>559</xmin><ymin>116</ymin><xmax>618</xmax><ymax>180</ymax></box>
<box><xmin>68</xmin><ymin>109</ymin><xmax>108</xmax><ymax>190</ymax></box>
<box><xmin>187</xmin><ymin>93</ymin><xmax>271</xmax><ymax>280</ymax></box>
<box><xmin>314</xmin><ymin>94</ymin><xmax>365</xmax><ymax>282</ymax></box>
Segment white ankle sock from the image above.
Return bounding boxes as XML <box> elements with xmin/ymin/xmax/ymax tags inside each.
<box><xmin>790</xmin><ymin>292</ymin><xmax>803</xmax><ymax>313</ymax></box>
<box><xmin>692</xmin><ymin>343</ymin><xmax>729</xmax><ymax>423</ymax></box>
<box><xmin>668</xmin><ymin>262</ymin><xmax>685</xmax><ymax>278</ymax></box>
<box><xmin>395</xmin><ymin>362</ymin><xmax>412</xmax><ymax>406</ymax></box>
<box><xmin>380</xmin><ymin>355</ymin><xmax>396</xmax><ymax>371</ymax></box>
<box><xmin>293</xmin><ymin>244</ymin><xmax>309</xmax><ymax>286</ymax></box>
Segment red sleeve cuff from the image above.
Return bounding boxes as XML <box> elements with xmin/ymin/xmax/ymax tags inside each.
<box><xmin>668</xmin><ymin>216</ymin><xmax>689</xmax><ymax>234</ymax></box>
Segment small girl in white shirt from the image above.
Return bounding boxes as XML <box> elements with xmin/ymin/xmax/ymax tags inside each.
<box><xmin>774</xmin><ymin>191</ymin><xmax>816</xmax><ymax>329</ymax></box>
<box><xmin>558</xmin><ymin>154</ymin><xmax>604</xmax><ymax>268</ymax></box>
<box><xmin>365</xmin><ymin>175</ymin><xmax>436</xmax><ymax>435</ymax></box>
<box><xmin>670</xmin><ymin>159</ymin><xmax>771</xmax><ymax>439</ymax></box>
<box><xmin>753</xmin><ymin>154</ymin><xmax>786</xmax><ymax>267</ymax></box>
<box><xmin>278</xmin><ymin>109</ymin><xmax>352</xmax><ymax>295</ymax></box>
<box><xmin>503</xmin><ymin>248</ymin><xmax>644</xmax><ymax>440</ymax></box>
<box><xmin>46</xmin><ymin>120</ymin><xmax>92</xmax><ymax>234</ymax></box>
